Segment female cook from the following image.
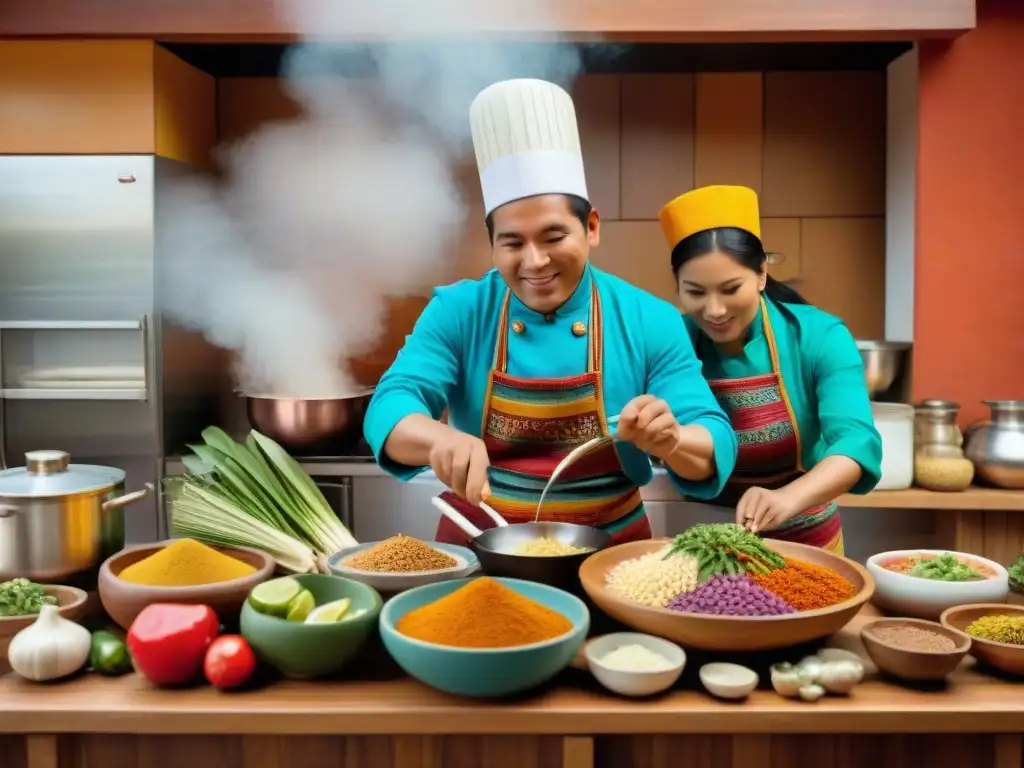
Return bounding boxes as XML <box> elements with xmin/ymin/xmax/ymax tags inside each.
<box><xmin>657</xmin><ymin>185</ymin><xmax>882</xmax><ymax>554</ymax></box>
<box><xmin>364</xmin><ymin>79</ymin><xmax>737</xmax><ymax>545</ymax></box>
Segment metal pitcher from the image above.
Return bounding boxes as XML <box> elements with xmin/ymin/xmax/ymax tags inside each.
<box><xmin>964</xmin><ymin>401</ymin><xmax>1024</xmax><ymax>489</ymax></box>
<box><xmin>914</xmin><ymin>399</ymin><xmax>964</xmax><ymax>454</ymax></box>
<box><xmin>0</xmin><ymin>450</ymin><xmax>153</xmax><ymax>581</ymax></box>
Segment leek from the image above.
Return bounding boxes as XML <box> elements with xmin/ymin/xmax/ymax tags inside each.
<box><xmin>165</xmin><ymin>478</ymin><xmax>317</xmax><ymax>573</ymax></box>
<box><xmin>166</xmin><ymin>427</ymin><xmax>359</xmax><ymax>571</ymax></box>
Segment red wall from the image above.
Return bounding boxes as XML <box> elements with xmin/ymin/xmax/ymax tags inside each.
<box><xmin>915</xmin><ymin>0</ymin><xmax>1024</xmax><ymax>425</ymax></box>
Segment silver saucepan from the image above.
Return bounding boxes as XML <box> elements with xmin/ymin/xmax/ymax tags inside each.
<box><xmin>0</xmin><ymin>450</ymin><xmax>153</xmax><ymax>581</ymax></box>
<box><xmin>244</xmin><ymin>387</ymin><xmax>375</xmax><ymax>448</ymax></box>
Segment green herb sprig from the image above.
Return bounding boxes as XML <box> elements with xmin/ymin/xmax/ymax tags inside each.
<box><xmin>664</xmin><ymin>523</ymin><xmax>787</xmax><ymax>583</ymax></box>
<box><xmin>1008</xmin><ymin>554</ymin><xmax>1023</xmax><ymax>592</ymax></box>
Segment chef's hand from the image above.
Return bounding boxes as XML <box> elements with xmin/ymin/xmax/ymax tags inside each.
<box><xmin>429</xmin><ymin>427</ymin><xmax>491</xmax><ymax>506</ymax></box>
<box><xmin>615</xmin><ymin>395</ymin><xmax>681</xmax><ymax>460</ymax></box>
<box><xmin>736</xmin><ymin>487</ymin><xmax>802</xmax><ymax>533</ymax></box>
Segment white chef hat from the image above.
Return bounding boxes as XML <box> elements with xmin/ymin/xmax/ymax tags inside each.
<box><xmin>469</xmin><ymin>78</ymin><xmax>589</xmax><ymax>216</ymax></box>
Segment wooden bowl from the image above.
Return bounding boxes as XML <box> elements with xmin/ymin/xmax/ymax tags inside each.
<box><xmin>1</xmin><ymin>585</ymin><xmax>88</xmax><ymax>670</ymax></box>
<box><xmin>860</xmin><ymin>617</ymin><xmax>971</xmax><ymax>681</ymax></box>
<box><xmin>940</xmin><ymin>603</ymin><xmax>1024</xmax><ymax>676</ymax></box>
<box><xmin>98</xmin><ymin>541</ymin><xmax>275</xmax><ymax>630</ymax></box>
<box><xmin>578</xmin><ymin>538</ymin><xmax>873</xmax><ymax>652</ymax></box>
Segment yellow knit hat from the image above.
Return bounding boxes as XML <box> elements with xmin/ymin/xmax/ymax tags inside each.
<box><xmin>658</xmin><ymin>185</ymin><xmax>761</xmax><ymax>249</ymax></box>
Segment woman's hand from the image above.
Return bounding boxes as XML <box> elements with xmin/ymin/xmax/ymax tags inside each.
<box><xmin>736</xmin><ymin>487</ymin><xmax>803</xmax><ymax>533</ymax></box>
<box><xmin>614</xmin><ymin>395</ymin><xmax>681</xmax><ymax>460</ymax></box>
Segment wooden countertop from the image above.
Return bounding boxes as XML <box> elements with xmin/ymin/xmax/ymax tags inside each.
<box><xmin>0</xmin><ymin>610</ymin><xmax>1021</xmax><ymax>736</ymax></box>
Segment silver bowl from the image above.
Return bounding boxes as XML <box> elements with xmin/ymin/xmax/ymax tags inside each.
<box><xmin>857</xmin><ymin>340</ymin><xmax>912</xmax><ymax>397</ymax></box>
<box><xmin>244</xmin><ymin>389</ymin><xmax>374</xmax><ymax>447</ymax></box>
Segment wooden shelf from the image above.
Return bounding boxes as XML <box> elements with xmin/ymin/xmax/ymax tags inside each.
<box><xmin>839</xmin><ymin>487</ymin><xmax>1024</xmax><ymax>511</ymax></box>
<box><xmin>0</xmin><ymin>0</ymin><xmax>975</xmax><ymax>42</ymax></box>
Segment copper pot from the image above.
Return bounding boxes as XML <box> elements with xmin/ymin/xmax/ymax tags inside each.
<box><xmin>245</xmin><ymin>390</ymin><xmax>374</xmax><ymax>448</ymax></box>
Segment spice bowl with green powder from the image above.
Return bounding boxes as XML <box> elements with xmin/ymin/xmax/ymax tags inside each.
<box><xmin>98</xmin><ymin>539</ymin><xmax>275</xmax><ymax>630</ymax></box>
<box><xmin>941</xmin><ymin>603</ymin><xmax>1024</xmax><ymax>675</ymax></box>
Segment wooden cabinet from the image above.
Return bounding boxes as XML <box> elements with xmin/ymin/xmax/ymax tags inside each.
<box><xmin>761</xmin><ymin>72</ymin><xmax>886</xmax><ymax>218</ymax></box>
<box><xmin>694</xmin><ymin>73</ymin><xmax>764</xmax><ymax>193</ymax></box>
<box><xmin>621</xmin><ymin>75</ymin><xmax>695</xmax><ymax>219</ymax></box>
<box><xmin>0</xmin><ymin>41</ymin><xmax>214</xmax><ymax>165</ymax></box>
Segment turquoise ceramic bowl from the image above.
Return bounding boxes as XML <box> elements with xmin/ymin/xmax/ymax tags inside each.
<box><xmin>379</xmin><ymin>576</ymin><xmax>589</xmax><ymax>698</ymax></box>
<box><xmin>240</xmin><ymin>574</ymin><xmax>382</xmax><ymax>679</ymax></box>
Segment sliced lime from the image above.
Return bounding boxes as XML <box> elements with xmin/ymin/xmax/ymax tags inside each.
<box><xmin>305</xmin><ymin>597</ymin><xmax>351</xmax><ymax>623</ymax></box>
<box><xmin>249</xmin><ymin>577</ymin><xmax>301</xmax><ymax>617</ymax></box>
<box><xmin>285</xmin><ymin>589</ymin><xmax>316</xmax><ymax>622</ymax></box>
<box><xmin>341</xmin><ymin>608</ymin><xmax>367</xmax><ymax>622</ymax></box>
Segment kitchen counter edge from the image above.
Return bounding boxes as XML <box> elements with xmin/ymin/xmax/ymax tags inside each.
<box><xmin>0</xmin><ymin>674</ymin><xmax>1022</xmax><ymax>735</ymax></box>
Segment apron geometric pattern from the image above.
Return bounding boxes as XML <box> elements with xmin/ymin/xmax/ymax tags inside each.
<box><xmin>705</xmin><ymin>298</ymin><xmax>843</xmax><ymax>554</ymax></box>
<box><xmin>435</xmin><ymin>283</ymin><xmax>652</xmax><ymax>546</ymax></box>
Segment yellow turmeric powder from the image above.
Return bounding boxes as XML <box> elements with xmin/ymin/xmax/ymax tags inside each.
<box><xmin>396</xmin><ymin>577</ymin><xmax>573</xmax><ymax>649</ymax></box>
<box><xmin>118</xmin><ymin>538</ymin><xmax>255</xmax><ymax>587</ymax></box>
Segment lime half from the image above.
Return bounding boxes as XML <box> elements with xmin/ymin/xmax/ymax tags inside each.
<box><xmin>305</xmin><ymin>597</ymin><xmax>351</xmax><ymax>624</ymax></box>
<box><xmin>285</xmin><ymin>589</ymin><xmax>316</xmax><ymax>622</ymax></box>
<box><xmin>249</xmin><ymin>577</ymin><xmax>301</xmax><ymax>617</ymax></box>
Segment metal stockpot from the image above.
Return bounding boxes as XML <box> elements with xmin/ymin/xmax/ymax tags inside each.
<box><xmin>244</xmin><ymin>388</ymin><xmax>374</xmax><ymax>448</ymax></box>
<box><xmin>0</xmin><ymin>450</ymin><xmax>153</xmax><ymax>581</ymax></box>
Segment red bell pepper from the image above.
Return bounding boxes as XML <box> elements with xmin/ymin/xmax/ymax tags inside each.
<box><xmin>126</xmin><ymin>603</ymin><xmax>220</xmax><ymax>686</ymax></box>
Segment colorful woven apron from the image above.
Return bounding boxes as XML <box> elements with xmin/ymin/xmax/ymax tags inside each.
<box><xmin>435</xmin><ymin>283</ymin><xmax>651</xmax><ymax>546</ymax></box>
<box><xmin>704</xmin><ymin>298</ymin><xmax>844</xmax><ymax>554</ymax></box>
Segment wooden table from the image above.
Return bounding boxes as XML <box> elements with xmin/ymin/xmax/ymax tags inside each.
<box><xmin>1</xmin><ymin>609</ymin><xmax>1022</xmax><ymax>768</ymax></box>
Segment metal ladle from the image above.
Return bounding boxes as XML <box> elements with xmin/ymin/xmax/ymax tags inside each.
<box><xmin>534</xmin><ymin>414</ymin><xmax>620</xmax><ymax>522</ymax></box>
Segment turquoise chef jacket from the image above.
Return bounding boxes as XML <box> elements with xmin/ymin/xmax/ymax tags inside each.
<box><xmin>683</xmin><ymin>296</ymin><xmax>882</xmax><ymax>495</ymax></box>
<box><xmin>364</xmin><ymin>265</ymin><xmax>738</xmax><ymax>498</ymax></box>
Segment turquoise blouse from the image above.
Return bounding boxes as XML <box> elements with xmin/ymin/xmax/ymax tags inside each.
<box><xmin>683</xmin><ymin>297</ymin><xmax>882</xmax><ymax>495</ymax></box>
<box><xmin>364</xmin><ymin>265</ymin><xmax>738</xmax><ymax>498</ymax></box>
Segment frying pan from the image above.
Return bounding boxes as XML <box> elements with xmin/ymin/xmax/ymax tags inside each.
<box><xmin>429</xmin><ymin>495</ymin><xmax>610</xmax><ymax>590</ymax></box>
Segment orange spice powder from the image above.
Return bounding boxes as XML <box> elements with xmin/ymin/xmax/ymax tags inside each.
<box><xmin>752</xmin><ymin>557</ymin><xmax>855</xmax><ymax>611</ymax></box>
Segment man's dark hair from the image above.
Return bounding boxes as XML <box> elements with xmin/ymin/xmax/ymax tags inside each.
<box><xmin>485</xmin><ymin>194</ymin><xmax>592</xmax><ymax>243</ymax></box>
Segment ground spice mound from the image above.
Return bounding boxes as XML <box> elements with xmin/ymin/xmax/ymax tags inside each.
<box><xmin>345</xmin><ymin>535</ymin><xmax>457</xmax><ymax>573</ymax></box>
<box><xmin>752</xmin><ymin>557</ymin><xmax>856</xmax><ymax>611</ymax></box>
<box><xmin>395</xmin><ymin>577</ymin><xmax>573</xmax><ymax>648</ymax></box>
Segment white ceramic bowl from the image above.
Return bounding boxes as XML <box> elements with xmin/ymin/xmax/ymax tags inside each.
<box><xmin>866</xmin><ymin>549</ymin><xmax>1009</xmax><ymax>620</ymax></box>
<box><xmin>584</xmin><ymin>632</ymin><xmax>685</xmax><ymax>697</ymax></box>
<box><xmin>327</xmin><ymin>542</ymin><xmax>480</xmax><ymax>594</ymax></box>
<box><xmin>699</xmin><ymin>662</ymin><xmax>759</xmax><ymax>700</ymax></box>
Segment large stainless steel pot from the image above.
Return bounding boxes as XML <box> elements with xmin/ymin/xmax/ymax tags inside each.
<box><xmin>0</xmin><ymin>450</ymin><xmax>153</xmax><ymax>581</ymax></box>
<box><xmin>245</xmin><ymin>388</ymin><xmax>375</xmax><ymax>448</ymax></box>
<box><xmin>964</xmin><ymin>400</ymin><xmax>1024</xmax><ymax>489</ymax></box>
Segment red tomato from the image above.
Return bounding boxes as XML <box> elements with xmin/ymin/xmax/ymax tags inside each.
<box><xmin>203</xmin><ymin>635</ymin><xmax>256</xmax><ymax>690</ymax></box>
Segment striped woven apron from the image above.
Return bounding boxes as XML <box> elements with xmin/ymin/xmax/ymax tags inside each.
<box><xmin>435</xmin><ymin>283</ymin><xmax>652</xmax><ymax>546</ymax></box>
<box><xmin>704</xmin><ymin>298</ymin><xmax>844</xmax><ymax>554</ymax></box>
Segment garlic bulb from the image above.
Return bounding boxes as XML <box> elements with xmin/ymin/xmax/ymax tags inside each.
<box><xmin>798</xmin><ymin>683</ymin><xmax>826</xmax><ymax>702</ymax></box>
<box><xmin>7</xmin><ymin>604</ymin><xmax>91</xmax><ymax>682</ymax></box>
<box><xmin>818</xmin><ymin>660</ymin><xmax>863</xmax><ymax>695</ymax></box>
<box><xmin>769</xmin><ymin>662</ymin><xmax>802</xmax><ymax>698</ymax></box>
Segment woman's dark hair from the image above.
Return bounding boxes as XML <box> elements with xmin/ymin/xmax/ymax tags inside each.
<box><xmin>670</xmin><ymin>226</ymin><xmax>809</xmax><ymax>305</ymax></box>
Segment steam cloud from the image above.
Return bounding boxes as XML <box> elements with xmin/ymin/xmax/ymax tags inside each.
<box><xmin>157</xmin><ymin>0</ymin><xmax>585</xmax><ymax>397</ymax></box>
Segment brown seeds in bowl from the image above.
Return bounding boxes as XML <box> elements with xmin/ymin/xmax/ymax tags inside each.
<box><xmin>870</xmin><ymin>624</ymin><xmax>957</xmax><ymax>652</ymax></box>
<box><xmin>344</xmin><ymin>535</ymin><xmax>458</xmax><ymax>573</ymax></box>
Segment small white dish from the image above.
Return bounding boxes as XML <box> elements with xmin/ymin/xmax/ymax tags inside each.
<box><xmin>699</xmin><ymin>662</ymin><xmax>759</xmax><ymax>700</ymax></box>
<box><xmin>584</xmin><ymin>632</ymin><xmax>685</xmax><ymax>698</ymax></box>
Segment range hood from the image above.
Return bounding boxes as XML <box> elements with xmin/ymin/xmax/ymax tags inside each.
<box><xmin>0</xmin><ymin>0</ymin><xmax>975</xmax><ymax>41</ymax></box>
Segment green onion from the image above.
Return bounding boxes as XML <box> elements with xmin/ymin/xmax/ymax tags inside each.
<box><xmin>166</xmin><ymin>427</ymin><xmax>358</xmax><ymax>572</ymax></box>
